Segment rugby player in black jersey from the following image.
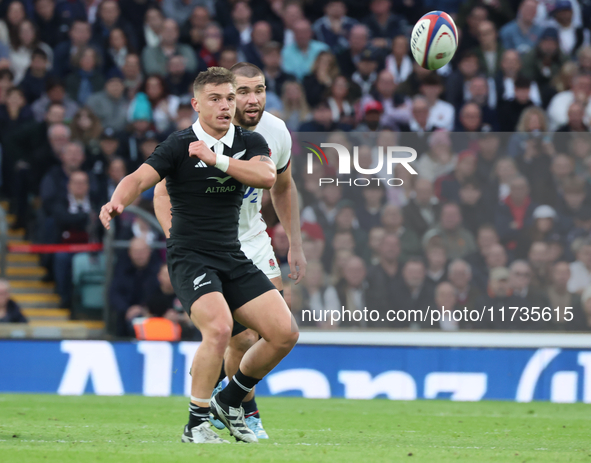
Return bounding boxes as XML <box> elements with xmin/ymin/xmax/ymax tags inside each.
<box><xmin>99</xmin><ymin>67</ymin><xmax>299</xmax><ymax>444</ymax></box>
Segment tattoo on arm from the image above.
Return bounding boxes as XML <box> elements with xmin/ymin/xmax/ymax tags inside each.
<box><xmin>258</xmin><ymin>156</ymin><xmax>272</xmax><ymax>163</ymax></box>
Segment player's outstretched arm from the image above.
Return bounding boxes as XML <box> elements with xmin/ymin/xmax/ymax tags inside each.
<box><xmin>153</xmin><ymin>179</ymin><xmax>172</xmax><ymax>239</ymax></box>
<box><xmin>100</xmin><ymin>164</ymin><xmax>161</xmax><ymax>230</ymax></box>
<box><xmin>270</xmin><ymin>163</ymin><xmax>306</xmax><ymax>284</ymax></box>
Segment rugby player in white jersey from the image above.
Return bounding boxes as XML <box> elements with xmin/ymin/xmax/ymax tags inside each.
<box><xmin>154</xmin><ymin>62</ymin><xmax>307</xmax><ymax>439</ymax></box>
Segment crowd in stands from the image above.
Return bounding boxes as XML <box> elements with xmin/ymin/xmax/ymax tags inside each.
<box><xmin>0</xmin><ymin>0</ymin><xmax>591</xmax><ymax>334</ymax></box>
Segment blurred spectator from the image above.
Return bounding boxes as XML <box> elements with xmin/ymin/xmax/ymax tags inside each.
<box><xmin>199</xmin><ymin>23</ymin><xmax>223</xmax><ymax>67</ymax></box>
<box><xmin>568</xmin><ymin>237</ymin><xmax>591</xmax><ymax>293</ymax></box>
<box><xmin>282</xmin><ymin>19</ymin><xmax>330</xmax><ymax>81</ymax></box>
<box><xmin>521</xmin><ymin>28</ymin><xmax>566</xmax><ymax>95</ymax></box>
<box><xmin>300</xmin><ymin>261</ymin><xmax>340</xmax><ymax>328</ymax></box>
<box><xmin>356</xmin><ymin>183</ymin><xmax>385</xmax><ymax>231</ymax></box>
<box><xmin>509</xmin><ymin>259</ymin><xmax>550</xmax><ymax>308</ymax></box>
<box><xmin>380</xmin><ymin>204</ymin><xmax>421</xmax><ymax>262</ymax></box>
<box><xmin>9</xmin><ymin>19</ymin><xmax>53</xmax><ymax>84</ymax></box>
<box><xmin>499</xmin><ymin>0</ymin><xmax>543</xmax><ymax>55</ymax></box>
<box><xmin>223</xmin><ymin>1</ymin><xmax>253</xmax><ymax>48</ymax></box>
<box><xmin>473</xmin><ymin>242</ymin><xmax>508</xmax><ymax>291</ymax></box>
<box><xmin>367</xmin><ymin>226</ymin><xmax>385</xmax><ymax>265</ymax></box>
<box><xmin>497</xmin><ymin>75</ymin><xmax>536</xmax><ymax>132</ymax></box>
<box><xmin>415</xmin><ymin>131</ymin><xmax>456</xmax><ymax>182</ymax></box>
<box><xmin>456</xmin><ymin>6</ymin><xmax>488</xmax><ymax>57</ymax></box>
<box><xmin>418</xmin><ymin>74</ymin><xmax>455</xmax><ymax>132</ymax></box>
<box><xmin>391</xmin><ymin>258</ymin><xmax>434</xmax><ymax>328</ymax></box>
<box><xmin>104</xmin><ymin>27</ymin><xmax>135</xmax><ymax>72</ymax></box>
<box><xmin>496</xmin><ymin>176</ymin><xmax>536</xmax><ymax>250</ymax></box>
<box><xmin>336</xmin><ymin>24</ymin><xmax>369</xmax><ymax>79</ymax></box>
<box><xmin>356</xmin><ymin>100</ymin><xmax>384</xmax><ymax>132</ymax></box>
<box><xmin>110</xmin><ymin>237</ymin><xmax>161</xmax><ymax>336</ymax></box>
<box><xmin>65</xmin><ymin>46</ymin><xmax>105</xmax><ymax>105</ymax></box>
<box><xmin>326</xmin><ymin>75</ymin><xmax>357</xmax><ymax>125</ymax></box>
<box><xmin>280</xmin><ymin>80</ymin><xmax>309</xmax><ymax>132</ymax></box>
<box><xmin>547</xmin><ymin>261</ymin><xmax>586</xmax><ymax>330</ymax></box>
<box><xmin>0</xmin><ymin>1</ymin><xmax>27</xmax><ymax>46</ymax></box>
<box><xmin>0</xmin><ymin>87</ymin><xmax>33</xmax><ymax>194</ymax></box>
<box><xmin>303</xmin><ymin>51</ymin><xmax>339</xmax><ymax>107</ymax></box>
<box><xmin>39</xmin><ymin>141</ymin><xmax>93</xmax><ymax>215</ymax></box>
<box><xmin>313</xmin><ymin>0</ymin><xmax>357</xmax><ymax>53</ymax></box>
<box><xmin>31</xmin><ymin>77</ymin><xmax>79</xmax><ymax>122</ymax></box>
<box><xmin>403</xmin><ymin>177</ymin><xmax>440</xmax><ymax>238</ymax></box>
<box><xmin>140</xmin><ymin>75</ymin><xmax>179</xmax><ymax>134</ymax></box>
<box><xmin>351</xmin><ymin>47</ymin><xmax>379</xmax><ymax>97</ymax></box>
<box><xmin>299</xmin><ymin>99</ymin><xmax>350</xmax><ymax>132</ymax></box>
<box><xmin>142</xmin><ymin>7</ymin><xmax>164</xmax><ymax>50</ymax></box>
<box><xmin>86</xmin><ymin>68</ymin><xmax>128</xmax><ymax>132</ymax></box>
<box><xmin>546</xmin><ymin>1</ymin><xmax>590</xmax><ymax>58</ymax></box>
<box><xmin>423</xmin><ymin>202</ymin><xmax>477</xmax><ymax>260</ymax></box>
<box><xmin>466</xmin><ymin>224</ymin><xmax>500</xmax><ymax>272</ymax></box>
<box><xmin>301</xmin><ymin>222</ymin><xmax>326</xmax><ymax>265</ymax></box>
<box><xmin>458</xmin><ymin>177</ymin><xmax>489</xmax><ymax>235</ymax></box>
<box><xmin>0</xmin><ymin>69</ymin><xmax>13</xmax><ymax>104</ymax></box>
<box><xmin>71</xmin><ymin>106</ymin><xmax>102</xmax><ymax>158</ymax></box>
<box><xmin>446</xmin><ymin>51</ymin><xmax>481</xmax><ymax>111</ymax></box>
<box><xmin>448</xmin><ymin>258</ymin><xmax>482</xmax><ymax>309</ymax></box>
<box><xmin>165</xmin><ymin>54</ymin><xmax>192</xmax><ymax>97</ymax></box>
<box><xmin>362</xmin><ymin>0</ymin><xmax>408</xmax><ymax>48</ymax></box>
<box><xmin>475</xmin><ymin>20</ymin><xmax>503</xmax><ymax>78</ymax></box>
<box><xmin>425</xmin><ymin>243</ymin><xmax>447</xmax><ymax>285</ymax></box>
<box><xmin>163</xmin><ymin>0</ymin><xmax>215</xmax><ymax>26</ymax></box>
<box><xmin>475</xmin><ymin>132</ymin><xmax>502</xmax><ymax>181</ymax></box>
<box><xmin>281</xmin><ymin>1</ymin><xmax>305</xmax><ymax>48</ymax></box>
<box><xmin>362</xmin><ymin>69</ymin><xmax>411</xmax><ymax>129</ymax></box>
<box><xmin>557</xmin><ymin>102</ymin><xmax>589</xmax><ymax>132</ymax></box>
<box><xmin>466</xmin><ymin>76</ymin><xmax>498</xmax><ymax>130</ymax></box>
<box><xmin>435</xmin><ymin>150</ymin><xmax>478</xmax><ymax>202</ymax></box>
<box><xmin>404</xmin><ymin>96</ymin><xmax>431</xmax><ymax>138</ymax></box>
<box><xmin>547</xmin><ymin>73</ymin><xmax>591</xmax><ymax>131</ymax></box>
<box><xmin>432</xmin><ymin>282</ymin><xmax>463</xmax><ymax>331</ymax></box>
<box><xmin>261</xmin><ymin>42</ymin><xmax>295</xmax><ymax>99</ymax></box>
<box><xmin>52</xmin><ymin>20</ymin><xmax>96</xmax><ymax>78</ymax></box>
<box><xmin>240</xmin><ymin>20</ymin><xmax>271</xmax><ymax>70</ymax></box>
<box><xmin>0</xmin><ymin>279</ymin><xmax>27</xmax><ymax>323</ymax></box>
<box><xmin>19</xmin><ymin>47</ymin><xmax>53</xmax><ymax>104</ymax></box>
<box><xmin>92</xmin><ymin>0</ymin><xmax>137</xmax><ymax>52</ymax></box>
<box><xmin>52</xmin><ymin>171</ymin><xmax>99</xmax><ymax>308</ymax></box>
<box><xmin>477</xmin><ymin>267</ymin><xmax>528</xmax><ymax>329</ymax></box>
<box><xmin>579</xmin><ymin>286</ymin><xmax>591</xmax><ymax>330</ymax></box>
<box><xmin>528</xmin><ymin>240</ymin><xmax>552</xmax><ymax>290</ymax></box>
<box><xmin>385</xmin><ymin>35</ymin><xmax>412</xmax><ymax>84</ymax></box>
<box><xmin>455</xmin><ymin>102</ymin><xmax>483</xmax><ymax>133</ymax></box>
<box><xmin>334</xmin><ymin>255</ymin><xmax>368</xmax><ymax>327</ymax></box>
<box><xmin>121</xmin><ymin>53</ymin><xmax>143</xmax><ymax>99</ymax></box>
<box><xmin>142</xmin><ymin>18</ymin><xmax>198</xmax><ymax>77</ymax></box>
<box><xmin>366</xmin><ymin>233</ymin><xmax>401</xmax><ymax>320</ymax></box>
<box><xmin>106</xmin><ymin>157</ymin><xmax>127</xmax><ymax>199</ymax></box>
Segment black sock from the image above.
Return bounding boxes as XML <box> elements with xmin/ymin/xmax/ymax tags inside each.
<box><xmin>217</xmin><ymin>360</ymin><xmax>226</xmax><ymax>384</ymax></box>
<box><xmin>218</xmin><ymin>369</ymin><xmax>260</xmax><ymax>408</ymax></box>
<box><xmin>188</xmin><ymin>402</ymin><xmax>210</xmax><ymax>429</ymax></box>
<box><xmin>242</xmin><ymin>398</ymin><xmax>260</xmax><ymax>419</ymax></box>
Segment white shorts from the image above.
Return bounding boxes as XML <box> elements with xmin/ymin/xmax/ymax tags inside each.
<box><xmin>240</xmin><ymin>231</ymin><xmax>282</xmax><ymax>280</ymax></box>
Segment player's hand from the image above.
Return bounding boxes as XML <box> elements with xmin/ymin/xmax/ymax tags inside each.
<box><xmin>188</xmin><ymin>140</ymin><xmax>216</xmax><ymax>166</ymax></box>
<box><xmin>288</xmin><ymin>246</ymin><xmax>307</xmax><ymax>285</ymax></box>
<box><xmin>99</xmin><ymin>201</ymin><xmax>124</xmax><ymax>230</ymax></box>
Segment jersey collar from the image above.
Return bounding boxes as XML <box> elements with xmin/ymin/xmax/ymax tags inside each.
<box><xmin>192</xmin><ymin>118</ymin><xmax>235</xmax><ymax>149</ymax></box>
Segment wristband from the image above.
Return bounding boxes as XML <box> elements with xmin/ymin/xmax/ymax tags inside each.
<box><xmin>215</xmin><ymin>152</ymin><xmax>230</xmax><ymax>172</ymax></box>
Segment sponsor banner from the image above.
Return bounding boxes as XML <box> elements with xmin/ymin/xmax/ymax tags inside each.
<box><xmin>1</xmin><ymin>340</ymin><xmax>590</xmax><ymax>402</ymax></box>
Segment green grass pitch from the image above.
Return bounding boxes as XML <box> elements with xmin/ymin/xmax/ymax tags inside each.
<box><xmin>1</xmin><ymin>394</ymin><xmax>590</xmax><ymax>462</ymax></box>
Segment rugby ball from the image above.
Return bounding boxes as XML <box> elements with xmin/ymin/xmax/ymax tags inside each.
<box><xmin>410</xmin><ymin>11</ymin><xmax>458</xmax><ymax>70</ymax></box>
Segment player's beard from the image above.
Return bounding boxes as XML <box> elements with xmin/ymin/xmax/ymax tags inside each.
<box><xmin>235</xmin><ymin>103</ymin><xmax>265</xmax><ymax>128</ymax></box>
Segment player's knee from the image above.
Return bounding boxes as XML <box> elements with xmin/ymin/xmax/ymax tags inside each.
<box><xmin>203</xmin><ymin>323</ymin><xmax>232</xmax><ymax>353</ymax></box>
<box><xmin>271</xmin><ymin>326</ymin><xmax>299</xmax><ymax>355</ymax></box>
<box><xmin>230</xmin><ymin>329</ymin><xmax>258</xmax><ymax>354</ymax></box>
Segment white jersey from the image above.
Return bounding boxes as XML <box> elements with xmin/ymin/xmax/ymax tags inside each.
<box><xmin>238</xmin><ymin>111</ymin><xmax>291</xmax><ymax>242</ymax></box>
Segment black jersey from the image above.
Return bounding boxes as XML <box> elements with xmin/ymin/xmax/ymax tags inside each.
<box><xmin>145</xmin><ymin>123</ymin><xmax>270</xmax><ymax>252</ymax></box>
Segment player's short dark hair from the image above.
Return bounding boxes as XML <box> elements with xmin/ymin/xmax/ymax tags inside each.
<box><xmin>193</xmin><ymin>66</ymin><xmax>236</xmax><ymax>94</ymax></box>
<box><xmin>230</xmin><ymin>62</ymin><xmax>264</xmax><ymax>79</ymax></box>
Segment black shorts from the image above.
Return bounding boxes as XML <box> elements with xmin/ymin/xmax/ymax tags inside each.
<box><xmin>166</xmin><ymin>242</ymin><xmax>276</xmax><ymax>316</ymax></box>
